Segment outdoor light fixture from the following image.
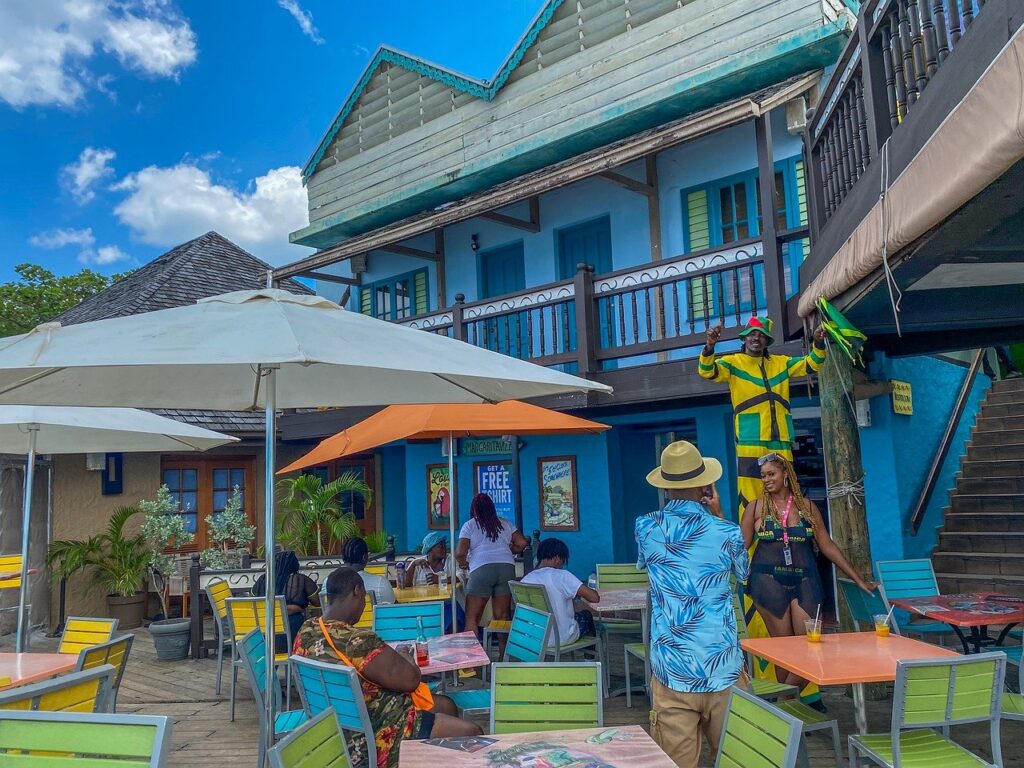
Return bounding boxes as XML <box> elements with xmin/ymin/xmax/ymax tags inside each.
<box><xmin>470</xmin><ymin>234</ymin><xmax>479</xmax><ymax>251</ymax></box>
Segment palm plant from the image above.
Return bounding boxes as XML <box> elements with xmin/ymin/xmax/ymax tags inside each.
<box><xmin>90</xmin><ymin>506</ymin><xmax>150</xmax><ymax>598</ymax></box>
<box><xmin>276</xmin><ymin>472</ymin><xmax>371</xmax><ymax>556</ymax></box>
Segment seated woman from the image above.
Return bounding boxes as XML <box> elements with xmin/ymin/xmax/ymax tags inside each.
<box><xmin>252</xmin><ymin>549</ymin><xmax>319</xmax><ymax>643</ymax></box>
<box><xmin>741</xmin><ymin>453</ymin><xmax>875</xmax><ymax>688</ymax></box>
<box><xmin>294</xmin><ymin>568</ymin><xmax>481</xmax><ymax>768</ymax></box>
<box><xmin>404</xmin><ymin>531</ymin><xmax>464</xmax><ymax>632</ymax></box>
<box><xmin>342</xmin><ymin>536</ymin><xmax>396</xmax><ymax>605</ymax></box>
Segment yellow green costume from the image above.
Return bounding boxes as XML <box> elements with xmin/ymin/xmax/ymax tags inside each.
<box><xmin>698</xmin><ymin>317</ymin><xmax>826</xmax><ymax>700</ymax></box>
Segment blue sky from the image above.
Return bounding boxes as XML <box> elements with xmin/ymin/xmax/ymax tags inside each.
<box><xmin>0</xmin><ymin>0</ymin><xmax>542</xmax><ymax>281</ymax></box>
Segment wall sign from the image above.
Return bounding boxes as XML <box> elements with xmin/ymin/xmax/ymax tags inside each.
<box><xmin>474</xmin><ymin>461</ymin><xmax>515</xmax><ymax>520</ymax></box>
<box><xmin>539</xmin><ymin>456</ymin><xmax>579</xmax><ymax>532</ymax></box>
<box><xmin>891</xmin><ymin>380</ymin><xmax>913</xmax><ymax>415</ymax></box>
<box><xmin>101</xmin><ymin>452</ymin><xmax>123</xmax><ymax>496</ymax></box>
<box><xmin>426</xmin><ymin>464</ymin><xmax>455</xmax><ymax>531</ymax></box>
<box><xmin>462</xmin><ymin>437</ymin><xmax>514</xmax><ymax>456</ymax></box>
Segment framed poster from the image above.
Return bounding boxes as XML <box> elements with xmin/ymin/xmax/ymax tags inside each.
<box><xmin>427</xmin><ymin>464</ymin><xmax>456</xmax><ymax>531</ymax></box>
<box><xmin>474</xmin><ymin>461</ymin><xmax>515</xmax><ymax>521</ymax></box>
<box><xmin>538</xmin><ymin>456</ymin><xmax>579</xmax><ymax>531</ymax></box>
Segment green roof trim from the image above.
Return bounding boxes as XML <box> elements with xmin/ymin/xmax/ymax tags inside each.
<box><xmin>301</xmin><ymin>0</ymin><xmax>566</xmax><ymax>181</ymax></box>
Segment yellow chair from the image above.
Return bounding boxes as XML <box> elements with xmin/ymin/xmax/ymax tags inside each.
<box><xmin>58</xmin><ymin>617</ymin><xmax>119</xmax><ymax>656</ymax></box>
<box><xmin>322</xmin><ymin>583</ymin><xmax>375</xmax><ymax>628</ymax></box>
<box><xmin>0</xmin><ymin>664</ymin><xmax>116</xmax><ymax>714</ymax></box>
<box><xmin>364</xmin><ymin>563</ymin><xmax>389</xmax><ymax>579</ymax></box>
<box><xmin>74</xmin><ymin>634</ymin><xmax>133</xmax><ymax>711</ymax></box>
<box><xmin>205</xmin><ymin>578</ymin><xmax>234</xmax><ymax>695</ymax></box>
<box><xmin>226</xmin><ymin>596</ymin><xmax>292</xmax><ymax>721</ymax></box>
<box><xmin>0</xmin><ymin>554</ymin><xmax>26</xmax><ymax>589</ymax></box>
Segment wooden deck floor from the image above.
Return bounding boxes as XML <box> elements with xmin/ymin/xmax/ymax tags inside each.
<box><xmin>11</xmin><ymin>626</ymin><xmax>1018</xmax><ymax>767</ymax></box>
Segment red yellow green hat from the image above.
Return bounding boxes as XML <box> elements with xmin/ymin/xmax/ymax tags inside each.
<box><xmin>738</xmin><ymin>316</ymin><xmax>774</xmax><ymax>343</ymax></box>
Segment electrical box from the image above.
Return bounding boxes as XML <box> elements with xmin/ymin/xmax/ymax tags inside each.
<box><xmin>855</xmin><ymin>399</ymin><xmax>872</xmax><ymax>428</ymax></box>
<box><xmin>85</xmin><ymin>453</ymin><xmax>106</xmax><ymax>471</ymax></box>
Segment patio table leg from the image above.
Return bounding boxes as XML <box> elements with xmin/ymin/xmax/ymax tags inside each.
<box><xmin>996</xmin><ymin>623</ymin><xmax>1018</xmax><ymax>646</ymax></box>
<box><xmin>950</xmin><ymin>626</ymin><xmax>972</xmax><ymax>655</ymax></box>
<box><xmin>852</xmin><ymin>683</ymin><xmax>868</xmax><ymax>735</ymax></box>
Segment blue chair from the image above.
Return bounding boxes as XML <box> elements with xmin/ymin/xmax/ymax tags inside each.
<box><xmin>371</xmin><ymin>601</ymin><xmax>443</xmax><ymax>642</ymax></box>
<box><xmin>837</xmin><ymin>577</ymin><xmax>899</xmax><ymax>634</ymax></box>
<box><xmin>291</xmin><ymin>655</ymin><xmax>377</xmax><ymax>768</ymax></box>
<box><xmin>447</xmin><ymin>604</ymin><xmax>553</xmax><ymax>716</ymax></box>
<box><xmin>268</xmin><ymin>707</ymin><xmax>354</xmax><ymax>768</ymax></box>
<box><xmin>875</xmin><ymin>559</ymin><xmax>955</xmax><ymax>644</ymax></box>
<box><xmin>1002</xmin><ymin>632</ymin><xmax>1022</xmax><ymax>723</ymax></box>
<box><xmin>237</xmin><ymin>629</ymin><xmax>307</xmax><ymax>768</ymax></box>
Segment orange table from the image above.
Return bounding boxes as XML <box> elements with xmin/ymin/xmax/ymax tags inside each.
<box><xmin>742</xmin><ymin>633</ymin><xmax>959</xmax><ymax>733</ymax></box>
<box><xmin>394</xmin><ymin>586</ymin><xmax>452</xmax><ymax>604</ymax></box>
<box><xmin>0</xmin><ymin>652</ymin><xmax>77</xmax><ymax>691</ymax></box>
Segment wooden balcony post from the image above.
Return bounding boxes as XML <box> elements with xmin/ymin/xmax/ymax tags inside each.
<box><xmin>452</xmin><ymin>293</ymin><xmax>467</xmax><ymax>342</ymax></box>
<box><xmin>754</xmin><ymin>114</ymin><xmax>787</xmax><ymax>337</ymax></box>
<box><xmin>858</xmin><ymin>1</ymin><xmax>892</xmax><ymax>156</ymax></box>
<box><xmin>573</xmin><ymin>264</ymin><xmax>598</xmax><ymax>376</ymax></box>
<box><xmin>188</xmin><ymin>553</ymin><xmax>204</xmax><ymax>659</ymax></box>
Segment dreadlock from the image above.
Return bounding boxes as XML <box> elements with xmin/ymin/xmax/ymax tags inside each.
<box><xmin>759</xmin><ymin>454</ymin><xmax>812</xmax><ymax>531</ymax></box>
<box><xmin>470</xmin><ymin>493</ymin><xmax>504</xmax><ymax>542</ymax></box>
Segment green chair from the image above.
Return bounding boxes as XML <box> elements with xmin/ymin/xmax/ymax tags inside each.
<box><xmin>447</xmin><ymin>603</ymin><xmax>553</xmax><ymax>716</ymax></box>
<box><xmin>875</xmin><ymin>559</ymin><xmax>955</xmax><ymax>645</ymax></box>
<box><xmin>269</xmin><ymin>707</ymin><xmax>353</xmax><ymax>768</ymax></box>
<box><xmin>237</xmin><ymin>629</ymin><xmax>307</xmax><ymax>768</ymax></box>
<box><xmin>715</xmin><ymin>687</ymin><xmax>805</xmax><ymax>768</ymax></box>
<box><xmin>731</xmin><ymin>591</ymin><xmax>798</xmax><ymax>701</ymax></box>
<box><xmin>0</xmin><ymin>664</ymin><xmax>116</xmax><ymax>714</ymax></box>
<box><xmin>74</xmin><ymin>634</ymin><xmax>134</xmax><ymax>710</ymax></box>
<box><xmin>623</xmin><ymin>590</ymin><xmax>651</xmax><ymax>709</ymax></box>
<box><xmin>0</xmin><ymin>709</ymin><xmax>172</xmax><ymax>766</ymax></box>
<box><xmin>1000</xmin><ymin>634</ymin><xmax>1022</xmax><ymax>722</ymax></box>
<box><xmin>508</xmin><ymin>580</ymin><xmax>597</xmax><ymax>661</ymax></box>
<box><xmin>594</xmin><ymin>564</ymin><xmax>647</xmax><ymax>692</ymax></box>
<box><xmin>837</xmin><ymin>577</ymin><xmax>898</xmax><ymax>634</ymax></box>
<box><xmin>371</xmin><ymin>601</ymin><xmax>443</xmax><ymax>642</ymax></box>
<box><xmin>291</xmin><ymin>655</ymin><xmax>377</xmax><ymax>768</ymax></box>
<box><xmin>489</xmin><ymin>662</ymin><xmax>603</xmax><ymax>734</ymax></box>
<box><xmin>849</xmin><ymin>652</ymin><xmax>1006</xmax><ymax>768</ymax></box>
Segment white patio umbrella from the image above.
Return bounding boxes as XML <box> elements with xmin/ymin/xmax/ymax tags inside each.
<box><xmin>0</xmin><ymin>289</ymin><xmax>610</xmax><ymax>747</ymax></box>
<box><xmin>0</xmin><ymin>405</ymin><xmax>237</xmax><ymax>652</ymax></box>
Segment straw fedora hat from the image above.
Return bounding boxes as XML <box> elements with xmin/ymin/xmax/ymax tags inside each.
<box><xmin>646</xmin><ymin>440</ymin><xmax>722</xmax><ymax>489</ymax></box>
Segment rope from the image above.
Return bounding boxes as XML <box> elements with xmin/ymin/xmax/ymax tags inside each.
<box><xmin>879</xmin><ymin>140</ymin><xmax>904</xmax><ymax>337</ymax></box>
<box><xmin>827</xmin><ymin>476</ymin><xmax>865</xmax><ymax>506</ymax></box>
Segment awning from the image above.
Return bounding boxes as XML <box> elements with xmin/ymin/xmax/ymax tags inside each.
<box><xmin>798</xmin><ymin>25</ymin><xmax>1024</xmax><ymax>318</ymax></box>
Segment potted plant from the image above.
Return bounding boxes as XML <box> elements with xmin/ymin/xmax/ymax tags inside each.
<box><xmin>200</xmin><ymin>486</ymin><xmax>255</xmax><ymax>570</ymax></box>
<box><xmin>90</xmin><ymin>505</ymin><xmax>150</xmax><ymax>630</ymax></box>
<box><xmin>140</xmin><ymin>485</ymin><xmax>194</xmax><ymax>660</ymax></box>
<box><xmin>277</xmin><ymin>473</ymin><xmax>371</xmax><ymax>556</ymax></box>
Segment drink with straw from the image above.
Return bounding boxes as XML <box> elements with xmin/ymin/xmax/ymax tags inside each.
<box><xmin>804</xmin><ymin>618</ymin><xmax>822</xmax><ymax>642</ymax></box>
<box><xmin>873</xmin><ymin>614</ymin><xmax>891</xmax><ymax>637</ymax></box>
<box><xmin>415</xmin><ymin>616</ymin><xmax>430</xmax><ymax>667</ymax></box>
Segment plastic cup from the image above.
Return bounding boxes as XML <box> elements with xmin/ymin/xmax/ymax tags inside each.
<box><xmin>874</xmin><ymin>615</ymin><xmax>891</xmax><ymax>637</ymax></box>
<box><xmin>804</xmin><ymin>618</ymin><xmax>822</xmax><ymax>642</ymax></box>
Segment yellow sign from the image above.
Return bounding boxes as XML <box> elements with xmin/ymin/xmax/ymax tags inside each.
<box><xmin>891</xmin><ymin>380</ymin><xmax>913</xmax><ymax>415</ymax></box>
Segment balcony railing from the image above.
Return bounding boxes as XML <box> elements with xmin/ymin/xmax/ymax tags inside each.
<box><xmin>400</xmin><ymin>238</ymin><xmax>778</xmax><ymax>374</ymax></box>
<box><xmin>809</xmin><ymin>0</ymin><xmax>987</xmax><ymax>224</ymax></box>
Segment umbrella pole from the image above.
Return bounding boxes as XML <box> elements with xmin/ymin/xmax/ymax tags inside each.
<box><xmin>263</xmin><ymin>366</ymin><xmax>279</xmax><ymax>757</ymax></box>
<box><xmin>448</xmin><ymin>433</ymin><xmax>457</xmax><ymax>637</ymax></box>
<box><xmin>16</xmin><ymin>424</ymin><xmax>38</xmax><ymax>654</ymax></box>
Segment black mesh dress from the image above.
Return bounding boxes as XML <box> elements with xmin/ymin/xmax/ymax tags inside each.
<box><xmin>748</xmin><ymin>508</ymin><xmax>824</xmax><ymax>620</ymax></box>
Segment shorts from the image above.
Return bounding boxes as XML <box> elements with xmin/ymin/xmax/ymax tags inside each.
<box><xmin>466</xmin><ymin>562</ymin><xmax>516</xmax><ymax>598</ymax></box>
<box><xmin>416</xmin><ymin>711</ymin><xmax>435</xmax><ymax>740</ymax></box>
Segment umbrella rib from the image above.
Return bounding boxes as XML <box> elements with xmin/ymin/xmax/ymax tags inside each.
<box><xmin>430</xmin><ymin>373</ymin><xmax>498</xmax><ymax>404</ymax></box>
<box><xmin>0</xmin><ymin>368</ymin><xmax>67</xmax><ymax>399</ymax></box>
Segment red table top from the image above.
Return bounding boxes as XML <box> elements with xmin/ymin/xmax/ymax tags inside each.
<box><xmin>0</xmin><ymin>652</ymin><xmax>77</xmax><ymax>690</ymax></box>
<box><xmin>741</xmin><ymin>633</ymin><xmax>959</xmax><ymax>686</ymax></box>
<box><xmin>390</xmin><ymin>632</ymin><xmax>490</xmax><ymax>676</ymax></box>
<box><xmin>887</xmin><ymin>592</ymin><xmax>1024</xmax><ymax>628</ymax></box>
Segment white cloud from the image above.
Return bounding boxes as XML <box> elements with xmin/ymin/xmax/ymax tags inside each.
<box><xmin>62</xmin><ymin>146</ymin><xmax>116</xmax><ymax>204</ymax></box>
<box><xmin>79</xmin><ymin>244</ymin><xmax>130</xmax><ymax>265</ymax></box>
<box><xmin>352</xmin><ymin>44</ymin><xmax>369</xmax><ymax>57</ymax></box>
<box><xmin>29</xmin><ymin>227</ymin><xmax>96</xmax><ymax>249</ymax></box>
<box><xmin>112</xmin><ymin>162</ymin><xmax>312</xmax><ymax>264</ymax></box>
<box><xmin>278</xmin><ymin>0</ymin><xmax>324</xmax><ymax>44</ymax></box>
<box><xmin>0</xmin><ymin>1</ymin><xmax>196</xmax><ymax>108</ymax></box>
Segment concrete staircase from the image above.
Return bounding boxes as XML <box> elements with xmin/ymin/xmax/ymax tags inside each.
<box><xmin>932</xmin><ymin>377</ymin><xmax>1024</xmax><ymax>597</ymax></box>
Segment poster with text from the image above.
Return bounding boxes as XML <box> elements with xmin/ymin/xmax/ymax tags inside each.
<box><xmin>474</xmin><ymin>461</ymin><xmax>515</xmax><ymax>522</ymax></box>
<box><xmin>539</xmin><ymin>456</ymin><xmax>579</xmax><ymax>531</ymax></box>
<box><xmin>427</xmin><ymin>464</ymin><xmax>455</xmax><ymax>531</ymax></box>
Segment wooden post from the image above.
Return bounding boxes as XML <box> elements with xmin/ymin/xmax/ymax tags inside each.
<box><xmin>754</xmin><ymin>113</ymin><xmax>787</xmax><ymax>337</ymax></box>
<box><xmin>573</xmin><ymin>264</ymin><xmax>597</xmax><ymax>376</ymax></box>
<box><xmin>189</xmin><ymin>553</ymin><xmax>204</xmax><ymax>660</ymax></box>
<box><xmin>452</xmin><ymin>294</ymin><xmax>467</xmax><ymax>342</ymax></box>
<box><xmin>819</xmin><ymin>352</ymin><xmax>885</xmax><ymax>699</ymax></box>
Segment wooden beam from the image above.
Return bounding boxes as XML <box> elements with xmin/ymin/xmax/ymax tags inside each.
<box><xmin>598</xmin><ymin>170</ymin><xmax>655</xmax><ymax>197</ymax></box>
<box><xmin>302</xmin><ymin>271</ymin><xmax>359</xmax><ymax>286</ymax></box>
<box><xmin>434</xmin><ymin>229</ymin><xmax>447</xmax><ymax>308</ymax></box>
<box><xmin>479</xmin><ymin>196</ymin><xmax>541</xmax><ymax>232</ymax></box>
<box><xmin>381</xmin><ymin>243</ymin><xmax>441</xmax><ymax>261</ymax></box>
<box><xmin>644</xmin><ymin>157</ymin><xmax>662</xmax><ymax>261</ymax></box>
<box><xmin>755</xmin><ymin>112</ymin><xmax>787</xmax><ymax>336</ymax></box>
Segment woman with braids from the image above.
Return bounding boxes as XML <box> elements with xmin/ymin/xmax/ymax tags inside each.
<box><xmin>455</xmin><ymin>493</ymin><xmax>529</xmax><ymax>655</ymax></box>
<box><xmin>741</xmin><ymin>453</ymin><xmax>875</xmax><ymax>690</ymax></box>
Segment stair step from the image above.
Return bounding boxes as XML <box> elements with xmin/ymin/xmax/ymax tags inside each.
<box><xmin>983</xmin><ymin>390</ymin><xmax>1024</xmax><ymax>407</ymax></box>
<box><xmin>981</xmin><ymin>402</ymin><xmax>1024</xmax><ymax>419</ymax></box>
<box><xmin>956</xmin><ymin>476</ymin><xmax>1024</xmax><ymax>495</ymax></box>
<box><xmin>975</xmin><ymin>415</ymin><xmax>1024</xmax><ymax>432</ymax></box>
<box><xmin>991</xmin><ymin>377</ymin><xmax>1024</xmax><ymax>394</ymax></box>
<box><xmin>960</xmin><ymin>459</ymin><xmax>1024</xmax><ymax>478</ymax></box>
<box><xmin>933</xmin><ymin>552</ymin><xmax>1024</xmax><ymax>576</ymax></box>
<box><xmin>935</xmin><ymin>572</ymin><xmax>1024</xmax><ymax>598</ymax></box>
<box><xmin>970</xmin><ymin>429</ymin><xmax>1024</xmax><ymax>447</ymax></box>
<box><xmin>942</xmin><ymin>510</ymin><xmax>1024</xmax><ymax>531</ymax></box>
<box><xmin>965</xmin><ymin>442</ymin><xmax>1024</xmax><ymax>461</ymax></box>
<box><xmin>950</xmin><ymin>495</ymin><xmax>1024</xmax><ymax>514</ymax></box>
<box><xmin>938</xmin><ymin>531</ymin><xmax>1024</xmax><ymax>553</ymax></box>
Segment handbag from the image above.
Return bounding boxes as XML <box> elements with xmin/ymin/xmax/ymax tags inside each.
<box><xmin>317</xmin><ymin>618</ymin><xmax>435</xmax><ymax>711</ymax></box>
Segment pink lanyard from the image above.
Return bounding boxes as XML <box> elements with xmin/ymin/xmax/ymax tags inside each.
<box><xmin>780</xmin><ymin>495</ymin><xmax>795</xmax><ymax>547</ymax></box>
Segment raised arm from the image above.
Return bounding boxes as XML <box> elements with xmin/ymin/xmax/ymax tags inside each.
<box><xmin>786</xmin><ymin>326</ymin><xmax>827</xmax><ymax>377</ymax></box>
<box><xmin>698</xmin><ymin>324</ymin><xmax>731</xmax><ymax>381</ymax></box>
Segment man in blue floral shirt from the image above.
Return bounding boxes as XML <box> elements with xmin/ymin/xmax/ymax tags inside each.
<box><xmin>636</xmin><ymin>440</ymin><xmax>749</xmax><ymax>768</ymax></box>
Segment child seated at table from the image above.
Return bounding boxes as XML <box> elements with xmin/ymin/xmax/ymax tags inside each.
<box><xmin>521</xmin><ymin>538</ymin><xmax>599</xmax><ymax>644</ymax></box>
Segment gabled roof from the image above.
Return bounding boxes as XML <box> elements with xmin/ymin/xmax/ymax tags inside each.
<box><xmin>301</xmin><ymin>0</ymin><xmax>566</xmax><ymax>180</ymax></box>
<box><xmin>57</xmin><ymin>231</ymin><xmax>312</xmax><ymax>325</ymax></box>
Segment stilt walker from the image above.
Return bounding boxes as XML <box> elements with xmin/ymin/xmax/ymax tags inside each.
<box><xmin>699</xmin><ymin>316</ymin><xmax>826</xmax><ymax>702</ymax></box>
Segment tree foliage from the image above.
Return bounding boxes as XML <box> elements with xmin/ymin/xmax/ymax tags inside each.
<box><xmin>0</xmin><ymin>263</ymin><xmax>129</xmax><ymax>337</ymax></box>
<box><xmin>277</xmin><ymin>472</ymin><xmax>371</xmax><ymax>556</ymax></box>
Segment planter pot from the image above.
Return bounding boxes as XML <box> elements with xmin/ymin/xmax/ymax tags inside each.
<box><xmin>107</xmin><ymin>592</ymin><xmax>146</xmax><ymax>630</ymax></box>
<box><xmin>149</xmin><ymin>618</ymin><xmax>192</xmax><ymax>661</ymax></box>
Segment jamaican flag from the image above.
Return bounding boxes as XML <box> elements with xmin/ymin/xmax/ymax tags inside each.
<box><xmin>817</xmin><ymin>297</ymin><xmax>867</xmax><ymax>366</ymax></box>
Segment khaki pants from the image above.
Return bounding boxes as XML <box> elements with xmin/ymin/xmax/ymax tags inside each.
<box><xmin>649</xmin><ymin>676</ymin><xmax>730</xmax><ymax>768</ymax></box>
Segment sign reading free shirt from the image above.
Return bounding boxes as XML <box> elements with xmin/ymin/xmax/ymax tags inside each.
<box><xmin>474</xmin><ymin>461</ymin><xmax>515</xmax><ymax>520</ymax></box>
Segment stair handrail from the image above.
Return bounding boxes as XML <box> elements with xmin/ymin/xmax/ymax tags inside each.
<box><xmin>909</xmin><ymin>348</ymin><xmax>985</xmax><ymax>535</ymax></box>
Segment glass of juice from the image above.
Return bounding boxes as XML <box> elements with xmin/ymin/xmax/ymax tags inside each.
<box><xmin>873</xmin><ymin>615</ymin><xmax>891</xmax><ymax>637</ymax></box>
<box><xmin>804</xmin><ymin>618</ymin><xmax>822</xmax><ymax>642</ymax></box>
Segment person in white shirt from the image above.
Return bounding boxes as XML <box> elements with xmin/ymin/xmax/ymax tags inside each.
<box><xmin>342</xmin><ymin>537</ymin><xmax>396</xmax><ymax>605</ymax></box>
<box><xmin>521</xmin><ymin>538</ymin><xmax>599</xmax><ymax>645</ymax></box>
<box><xmin>455</xmin><ymin>493</ymin><xmax>529</xmax><ymax>656</ymax></box>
